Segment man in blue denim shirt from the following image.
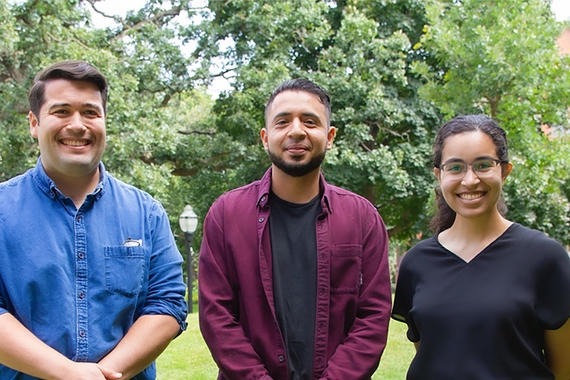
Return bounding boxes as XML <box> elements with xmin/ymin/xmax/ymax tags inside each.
<box><xmin>0</xmin><ymin>60</ymin><xmax>187</xmax><ymax>380</ymax></box>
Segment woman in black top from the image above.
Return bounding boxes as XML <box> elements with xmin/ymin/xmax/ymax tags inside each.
<box><xmin>392</xmin><ymin>115</ymin><xmax>570</xmax><ymax>379</ymax></box>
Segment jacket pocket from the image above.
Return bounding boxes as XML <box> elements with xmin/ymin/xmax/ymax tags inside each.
<box><xmin>104</xmin><ymin>246</ymin><xmax>146</xmax><ymax>296</ymax></box>
<box><xmin>330</xmin><ymin>244</ymin><xmax>362</xmax><ymax>294</ymax></box>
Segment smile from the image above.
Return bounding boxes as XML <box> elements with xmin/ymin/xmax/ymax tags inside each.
<box><xmin>61</xmin><ymin>139</ymin><xmax>89</xmax><ymax>147</ymax></box>
<box><xmin>285</xmin><ymin>145</ymin><xmax>309</xmax><ymax>155</ymax></box>
<box><xmin>458</xmin><ymin>192</ymin><xmax>485</xmax><ymax>200</ymax></box>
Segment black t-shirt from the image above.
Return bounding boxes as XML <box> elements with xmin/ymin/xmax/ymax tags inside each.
<box><xmin>392</xmin><ymin>223</ymin><xmax>570</xmax><ymax>379</ymax></box>
<box><xmin>269</xmin><ymin>191</ymin><xmax>321</xmax><ymax>380</ymax></box>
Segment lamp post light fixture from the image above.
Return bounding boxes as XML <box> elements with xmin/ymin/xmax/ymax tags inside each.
<box><xmin>179</xmin><ymin>205</ymin><xmax>199</xmax><ymax>313</ymax></box>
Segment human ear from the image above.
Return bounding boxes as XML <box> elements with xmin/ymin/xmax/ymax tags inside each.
<box><xmin>326</xmin><ymin>126</ymin><xmax>336</xmax><ymax>150</ymax></box>
<box><xmin>433</xmin><ymin>167</ymin><xmax>441</xmax><ymax>182</ymax></box>
<box><xmin>501</xmin><ymin>162</ymin><xmax>513</xmax><ymax>181</ymax></box>
<box><xmin>260</xmin><ymin>128</ymin><xmax>268</xmax><ymax>151</ymax></box>
<box><xmin>29</xmin><ymin>111</ymin><xmax>39</xmax><ymax>138</ymax></box>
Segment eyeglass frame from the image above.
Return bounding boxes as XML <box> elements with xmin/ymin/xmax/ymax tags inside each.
<box><xmin>436</xmin><ymin>157</ymin><xmax>505</xmax><ymax>178</ymax></box>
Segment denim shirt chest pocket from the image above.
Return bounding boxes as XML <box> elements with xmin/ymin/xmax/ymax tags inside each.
<box><xmin>330</xmin><ymin>244</ymin><xmax>362</xmax><ymax>294</ymax></box>
<box><xmin>104</xmin><ymin>246</ymin><xmax>146</xmax><ymax>296</ymax></box>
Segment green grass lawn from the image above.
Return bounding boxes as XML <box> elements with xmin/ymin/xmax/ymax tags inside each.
<box><xmin>157</xmin><ymin>312</ymin><xmax>415</xmax><ymax>379</ymax></box>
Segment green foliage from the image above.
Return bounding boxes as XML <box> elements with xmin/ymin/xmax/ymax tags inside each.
<box><xmin>417</xmin><ymin>0</ymin><xmax>570</xmax><ymax>243</ymax></box>
<box><xmin>1</xmin><ymin>0</ymin><xmax>569</xmax><ymax>249</ymax></box>
<box><xmin>193</xmin><ymin>0</ymin><xmax>441</xmax><ymax>240</ymax></box>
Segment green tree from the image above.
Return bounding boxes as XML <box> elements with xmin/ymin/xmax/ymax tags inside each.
<box><xmin>416</xmin><ymin>0</ymin><xmax>570</xmax><ymax>243</ymax></box>
<box><xmin>190</xmin><ymin>0</ymin><xmax>441</xmax><ymax>240</ymax></box>
<box><xmin>3</xmin><ymin>0</ymin><xmax>569</xmax><ymax>250</ymax></box>
<box><xmin>0</xmin><ymin>0</ymin><xmax>214</xmax><ymax>265</ymax></box>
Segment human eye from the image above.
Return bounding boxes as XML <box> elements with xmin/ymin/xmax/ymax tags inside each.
<box><xmin>274</xmin><ymin>119</ymin><xmax>289</xmax><ymax>128</ymax></box>
<box><xmin>473</xmin><ymin>159</ymin><xmax>495</xmax><ymax>172</ymax></box>
<box><xmin>444</xmin><ymin>162</ymin><xmax>465</xmax><ymax>173</ymax></box>
<box><xmin>304</xmin><ymin>118</ymin><xmax>317</xmax><ymax>127</ymax></box>
<box><xmin>83</xmin><ymin>109</ymin><xmax>100</xmax><ymax>117</ymax></box>
<box><xmin>51</xmin><ymin>108</ymin><xmax>69</xmax><ymax>116</ymax></box>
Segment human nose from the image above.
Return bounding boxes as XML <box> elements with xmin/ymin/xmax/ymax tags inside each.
<box><xmin>461</xmin><ymin>165</ymin><xmax>480</xmax><ymax>185</ymax></box>
<box><xmin>66</xmin><ymin>112</ymin><xmax>86</xmax><ymax>131</ymax></box>
<box><xmin>287</xmin><ymin>118</ymin><xmax>306</xmax><ymax>139</ymax></box>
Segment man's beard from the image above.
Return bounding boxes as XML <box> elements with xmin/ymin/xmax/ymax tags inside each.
<box><xmin>268</xmin><ymin>149</ymin><xmax>326</xmax><ymax>177</ymax></box>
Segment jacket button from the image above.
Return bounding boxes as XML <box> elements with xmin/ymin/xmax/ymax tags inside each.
<box><xmin>278</xmin><ymin>355</ymin><xmax>284</xmax><ymax>362</ymax></box>
<box><xmin>258</xmin><ymin>217</ymin><xmax>264</xmax><ymax>222</ymax></box>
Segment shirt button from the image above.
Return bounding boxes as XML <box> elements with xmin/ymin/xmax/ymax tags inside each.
<box><xmin>278</xmin><ymin>355</ymin><xmax>284</xmax><ymax>362</ymax></box>
<box><xmin>76</xmin><ymin>215</ymin><xmax>81</xmax><ymax>222</ymax></box>
<box><xmin>78</xmin><ymin>252</ymin><xmax>84</xmax><ymax>259</ymax></box>
<box><xmin>258</xmin><ymin>217</ymin><xmax>264</xmax><ymax>223</ymax></box>
<box><xmin>79</xmin><ymin>331</ymin><xmax>85</xmax><ymax>338</ymax></box>
<box><xmin>78</xmin><ymin>292</ymin><xmax>85</xmax><ymax>299</ymax></box>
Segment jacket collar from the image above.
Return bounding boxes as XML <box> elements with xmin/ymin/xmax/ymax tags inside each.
<box><xmin>256</xmin><ymin>167</ymin><xmax>333</xmax><ymax>214</ymax></box>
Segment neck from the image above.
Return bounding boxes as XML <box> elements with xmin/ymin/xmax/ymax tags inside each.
<box><xmin>270</xmin><ymin>165</ymin><xmax>321</xmax><ymax>204</ymax></box>
<box><xmin>449</xmin><ymin>209</ymin><xmax>512</xmax><ymax>240</ymax></box>
<box><xmin>45</xmin><ymin>167</ymin><xmax>100</xmax><ymax>208</ymax></box>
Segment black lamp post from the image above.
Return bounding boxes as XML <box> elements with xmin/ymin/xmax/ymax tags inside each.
<box><xmin>179</xmin><ymin>205</ymin><xmax>198</xmax><ymax>313</ymax></box>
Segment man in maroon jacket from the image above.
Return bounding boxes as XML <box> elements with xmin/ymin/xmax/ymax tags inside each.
<box><xmin>199</xmin><ymin>79</ymin><xmax>391</xmax><ymax>379</ymax></box>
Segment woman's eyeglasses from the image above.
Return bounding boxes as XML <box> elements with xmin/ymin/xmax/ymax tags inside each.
<box><xmin>439</xmin><ymin>158</ymin><xmax>503</xmax><ymax>178</ymax></box>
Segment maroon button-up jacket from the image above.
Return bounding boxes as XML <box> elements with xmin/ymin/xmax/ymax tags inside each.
<box><xmin>199</xmin><ymin>168</ymin><xmax>391</xmax><ymax>379</ymax></box>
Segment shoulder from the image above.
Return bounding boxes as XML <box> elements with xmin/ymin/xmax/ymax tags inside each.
<box><xmin>500</xmin><ymin>224</ymin><xmax>570</xmax><ymax>275</ymax></box>
<box><xmin>399</xmin><ymin>237</ymin><xmax>441</xmax><ymax>271</ymax></box>
<box><xmin>325</xmin><ymin>182</ymin><xmax>377</xmax><ymax>214</ymax></box>
<box><xmin>209</xmin><ymin>179</ymin><xmax>262</xmax><ymax>212</ymax></box>
<box><xmin>103</xmin><ymin>173</ymin><xmax>164</xmax><ymax>213</ymax></box>
<box><xmin>203</xmin><ymin>180</ymin><xmax>263</xmax><ymax>234</ymax></box>
<box><xmin>105</xmin><ymin>173</ymin><xmax>151</xmax><ymax>197</ymax></box>
<box><xmin>0</xmin><ymin>169</ymin><xmax>34</xmax><ymax>199</ymax></box>
<box><xmin>506</xmin><ymin>223</ymin><xmax>567</xmax><ymax>255</ymax></box>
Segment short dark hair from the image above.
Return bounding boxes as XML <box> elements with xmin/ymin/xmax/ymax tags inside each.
<box><xmin>264</xmin><ymin>79</ymin><xmax>331</xmax><ymax>126</ymax></box>
<box><xmin>430</xmin><ymin>114</ymin><xmax>510</xmax><ymax>233</ymax></box>
<box><xmin>28</xmin><ymin>60</ymin><xmax>108</xmax><ymax>119</ymax></box>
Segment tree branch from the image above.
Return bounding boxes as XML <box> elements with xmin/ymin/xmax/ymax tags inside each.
<box><xmin>177</xmin><ymin>129</ymin><xmax>216</xmax><ymax>136</ymax></box>
<box><xmin>114</xmin><ymin>6</ymin><xmax>183</xmax><ymax>40</ymax></box>
<box><xmin>85</xmin><ymin>0</ymin><xmax>124</xmax><ymax>27</ymax></box>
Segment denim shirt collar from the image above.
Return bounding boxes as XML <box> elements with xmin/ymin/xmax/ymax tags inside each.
<box><xmin>256</xmin><ymin>167</ymin><xmax>333</xmax><ymax>214</ymax></box>
<box><xmin>31</xmin><ymin>157</ymin><xmax>107</xmax><ymax>204</ymax></box>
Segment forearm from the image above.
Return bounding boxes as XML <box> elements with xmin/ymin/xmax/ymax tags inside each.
<box><xmin>0</xmin><ymin>313</ymin><xmax>73</xmax><ymax>378</ymax></box>
<box><xmin>98</xmin><ymin>314</ymin><xmax>180</xmax><ymax>379</ymax></box>
<box><xmin>0</xmin><ymin>313</ymin><xmax>119</xmax><ymax>380</ymax></box>
<box><xmin>545</xmin><ymin>318</ymin><xmax>570</xmax><ymax>380</ymax></box>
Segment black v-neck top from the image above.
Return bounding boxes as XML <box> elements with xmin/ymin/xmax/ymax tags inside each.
<box><xmin>392</xmin><ymin>223</ymin><xmax>570</xmax><ymax>379</ymax></box>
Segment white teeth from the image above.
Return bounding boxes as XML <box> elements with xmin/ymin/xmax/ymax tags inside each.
<box><xmin>460</xmin><ymin>193</ymin><xmax>483</xmax><ymax>200</ymax></box>
<box><xmin>62</xmin><ymin>140</ymin><xmax>87</xmax><ymax>147</ymax></box>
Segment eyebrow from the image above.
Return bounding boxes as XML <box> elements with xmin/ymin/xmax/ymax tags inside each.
<box><xmin>48</xmin><ymin>102</ymin><xmax>104</xmax><ymax>114</ymax></box>
<box><xmin>272</xmin><ymin>111</ymin><xmax>322</xmax><ymax>122</ymax></box>
<box><xmin>442</xmin><ymin>155</ymin><xmax>498</xmax><ymax>164</ymax></box>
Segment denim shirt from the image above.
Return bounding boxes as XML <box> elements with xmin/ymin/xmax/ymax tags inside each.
<box><xmin>0</xmin><ymin>160</ymin><xmax>187</xmax><ymax>380</ymax></box>
<box><xmin>199</xmin><ymin>168</ymin><xmax>392</xmax><ymax>379</ymax></box>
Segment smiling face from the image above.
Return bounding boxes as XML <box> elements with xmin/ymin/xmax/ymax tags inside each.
<box><xmin>434</xmin><ymin>131</ymin><xmax>512</xmax><ymax>222</ymax></box>
<box><xmin>29</xmin><ymin>79</ymin><xmax>106</xmax><ymax>181</ymax></box>
<box><xmin>261</xmin><ymin>90</ymin><xmax>335</xmax><ymax>177</ymax></box>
